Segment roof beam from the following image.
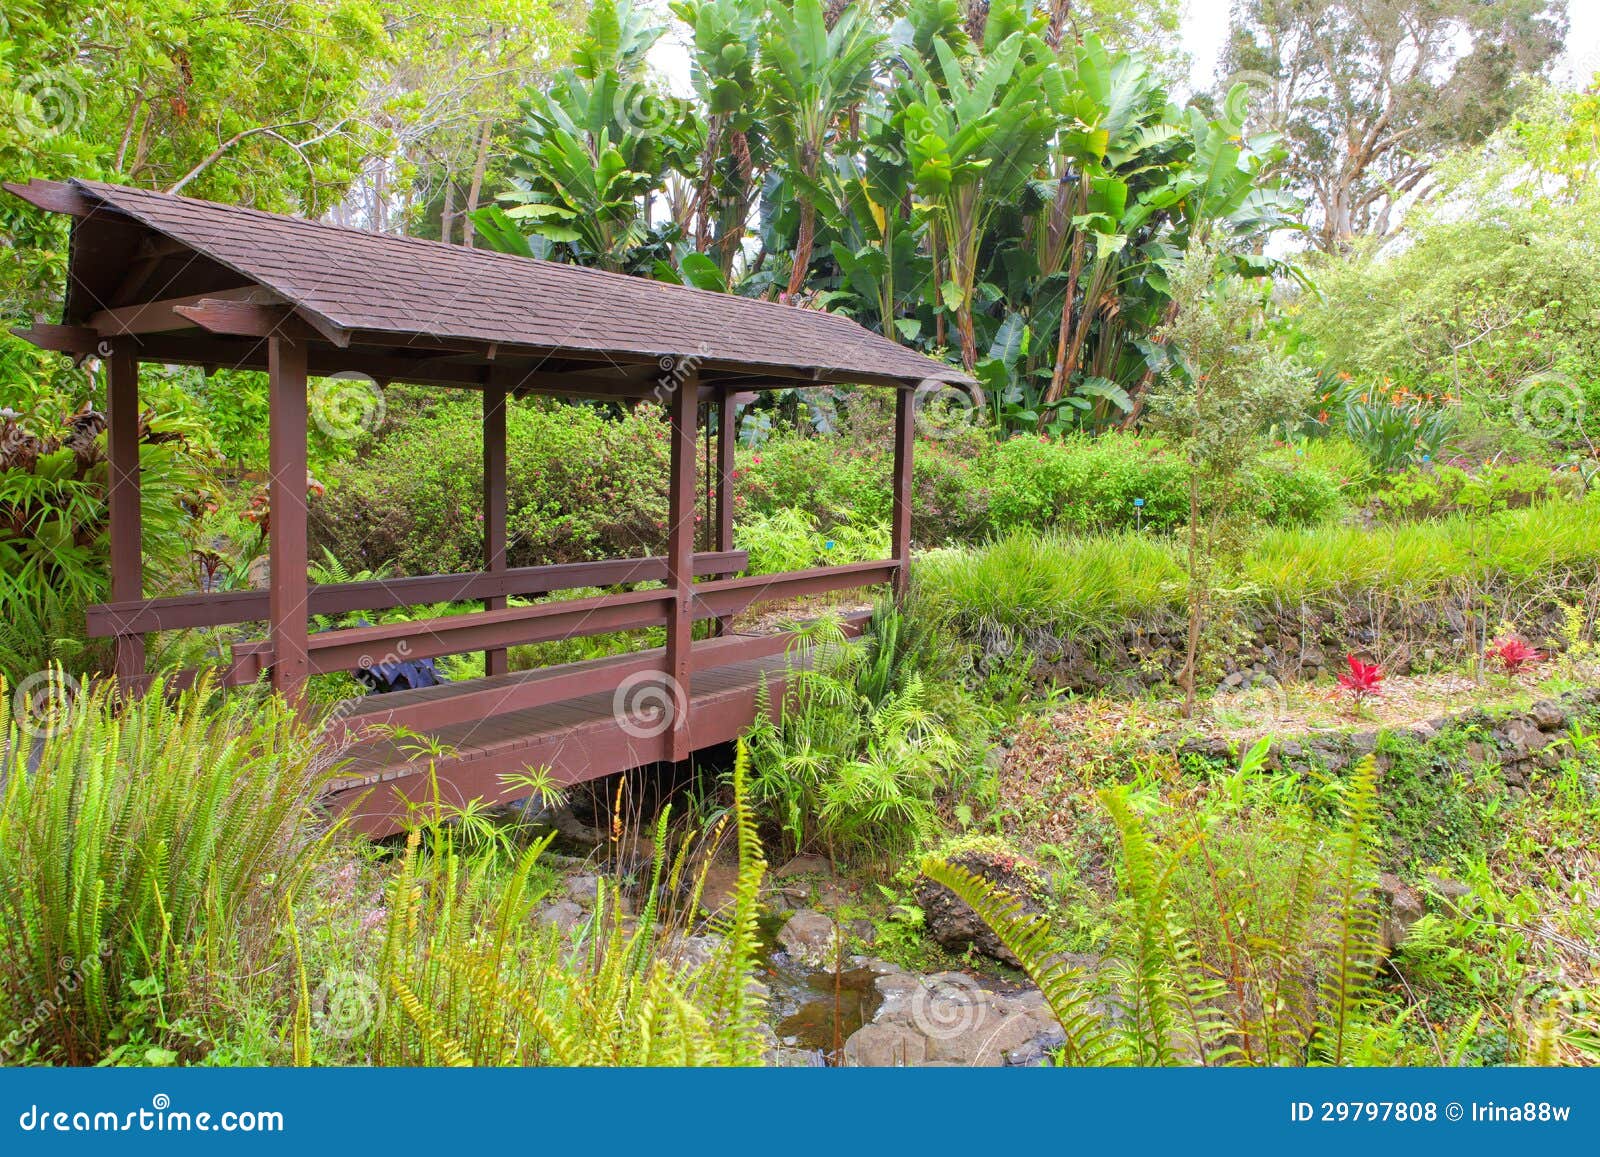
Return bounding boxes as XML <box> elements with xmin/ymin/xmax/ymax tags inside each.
<box><xmin>3</xmin><ymin>179</ymin><xmax>99</xmax><ymax>217</ymax></box>
<box><xmin>90</xmin><ymin>286</ymin><xmax>278</xmax><ymax>336</ymax></box>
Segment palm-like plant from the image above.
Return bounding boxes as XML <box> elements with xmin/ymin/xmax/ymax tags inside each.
<box><xmin>761</xmin><ymin>0</ymin><xmax>886</xmax><ymax>300</ymax></box>
<box><xmin>897</xmin><ymin>11</ymin><xmax>1061</xmax><ymax>370</ymax></box>
<box><xmin>492</xmin><ymin>0</ymin><xmax>700</xmax><ymax>270</ymax></box>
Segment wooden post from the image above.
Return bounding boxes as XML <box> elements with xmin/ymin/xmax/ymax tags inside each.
<box><xmin>663</xmin><ymin>375</ymin><xmax>699</xmax><ymax>762</ymax></box>
<box><xmin>891</xmin><ymin>385</ymin><xmax>915</xmax><ymax>600</ymax></box>
<box><xmin>713</xmin><ymin>386</ymin><xmax>736</xmax><ymax>636</ymax></box>
<box><xmin>268</xmin><ymin>336</ymin><xmax>310</xmax><ymax>702</ymax></box>
<box><xmin>106</xmin><ymin>342</ymin><xmax>145</xmax><ymax>687</ymax></box>
<box><xmin>483</xmin><ymin>384</ymin><xmax>509</xmax><ymax>676</ymax></box>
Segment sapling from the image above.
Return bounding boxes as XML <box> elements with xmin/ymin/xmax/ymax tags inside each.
<box><xmin>1143</xmin><ymin>246</ymin><xmax>1310</xmax><ymax>717</ymax></box>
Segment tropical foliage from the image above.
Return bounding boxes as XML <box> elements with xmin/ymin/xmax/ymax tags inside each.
<box><xmin>479</xmin><ymin>0</ymin><xmax>1301</xmax><ymax>431</ymax></box>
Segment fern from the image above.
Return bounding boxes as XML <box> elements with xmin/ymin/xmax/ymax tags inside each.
<box><xmin>1313</xmin><ymin>754</ymin><xmax>1385</xmax><ymax>1066</ymax></box>
<box><xmin>920</xmin><ymin>857</ymin><xmax>1111</xmax><ymax>1064</ymax></box>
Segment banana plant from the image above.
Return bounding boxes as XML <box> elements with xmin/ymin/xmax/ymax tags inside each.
<box><xmin>672</xmin><ymin>0</ymin><xmax>767</xmax><ymax>276</ymax></box>
<box><xmin>760</xmin><ymin>0</ymin><xmax>886</xmax><ymax>300</ymax></box>
<box><xmin>485</xmin><ymin>0</ymin><xmax>700</xmax><ymax>271</ymax></box>
<box><xmin>895</xmin><ymin>5</ymin><xmax>1062</xmax><ymax>370</ymax></box>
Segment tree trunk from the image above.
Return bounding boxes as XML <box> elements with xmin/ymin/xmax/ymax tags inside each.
<box><xmin>785</xmin><ymin>199</ymin><xmax>815</xmax><ymax>300</ymax></box>
<box><xmin>462</xmin><ymin>117</ymin><xmax>493</xmax><ymax>248</ymax></box>
<box><xmin>440</xmin><ymin>178</ymin><xmax>455</xmax><ymax>245</ymax></box>
<box><xmin>1181</xmin><ymin>471</ymin><xmax>1202</xmax><ymax>719</ymax></box>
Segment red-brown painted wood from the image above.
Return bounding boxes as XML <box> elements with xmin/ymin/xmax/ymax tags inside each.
<box><xmin>106</xmin><ymin>342</ymin><xmax>145</xmax><ymax>686</ymax></box>
<box><xmin>482</xmin><ymin>383</ymin><xmax>509</xmax><ymax>676</ymax></box>
<box><xmin>892</xmin><ymin>385</ymin><xmax>915</xmax><ymax>599</ymax></box>
<box><xmin>267</xmin><ymin>336</ymin><xmax>310</xmax><ymax>699</ymax></box>
<box><xmin>84</xmin><ymin>550</ymin><xmax>749</xmax><ymax>637</ymax></box>
<box><xmin>714</xmin><ymin>386</ymin><xmax>737</xmax><ymax>636</ymax></box>
<box><xmin>663</xmin><ymin>375</ymin><xmax>699</xmax><ymax>762</ymax></box>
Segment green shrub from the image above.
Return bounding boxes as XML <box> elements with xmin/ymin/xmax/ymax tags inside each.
<box><xmin>1375</xmin><ymin>461</ymin><xmax>1580</xmax><ymax>521</ymax></box>
<box><xmin>312</xmin><ymin>395</ymin><xmax>673</xmax><ymax>574</ymax></box>
<box><xmin>734</xmin><ymin>426</ymin><xmax>994</xmax><ymax>544</ymax></box>
<box><xmin>987</xmin><ymin>433</ymin><xmax>1340</xmax><ymax>535</ymax></box>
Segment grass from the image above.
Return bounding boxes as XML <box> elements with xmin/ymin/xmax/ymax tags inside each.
<box><xmin>913</xmin><ymin>498</ymin><xmax>1600</xmax><ymax>639</ymax></box>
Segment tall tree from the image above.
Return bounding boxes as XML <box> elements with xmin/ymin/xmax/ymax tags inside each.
<box><xmin>1220</xmin><ymin>0</ymin><xmax>1566</xmax><ymax>250</ymax></box>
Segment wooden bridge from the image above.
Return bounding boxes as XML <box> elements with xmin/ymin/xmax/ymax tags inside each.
<box><xmin>7</xmin><ymin>178</ymin><xmax>972</xmax><ymax>835</ymax></box>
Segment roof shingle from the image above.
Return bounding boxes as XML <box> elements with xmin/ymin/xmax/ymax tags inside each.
<box><xmin>70</xmin><ymin>180</ymin><xmax>969</xmax><ymax>388</ymax></box>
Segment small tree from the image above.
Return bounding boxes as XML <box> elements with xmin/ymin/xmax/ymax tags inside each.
<box><xmin>1144</xmin><ymin>247</ymin><xmax>1309</xmax><ymax>717</ymax></box>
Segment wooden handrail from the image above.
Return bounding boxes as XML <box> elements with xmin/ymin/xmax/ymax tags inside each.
<box><xmin>691</xmin><ymin>559</ymin><xmax>898</xmax><ymax>619</ymax></box>
<box><xmin>325</xmin><ymin>613</ymin><xmax>871</xmax><ymax>743</ymax></box>
<box><xmin>85</xmin><ymin>549</ymin><xmax>749</xmax><ymax>637</ymax></box>
<box><xmin>232</xmin><ymin>587</ymin><xmax>674</xmax><ymax>676</ymax></box>
<box><xmin>223</xmin><ymin>557</ymin><xmax>897</xmax><ymax>686</ymax></box>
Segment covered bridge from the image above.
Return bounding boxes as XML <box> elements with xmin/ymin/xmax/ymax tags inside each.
<box><xmin>6</xmin><ymin>178</ymin><xmax>970</xmax><ymax>835</ymax></box>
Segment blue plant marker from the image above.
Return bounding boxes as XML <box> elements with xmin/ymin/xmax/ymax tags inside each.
<box><xmin>1132</xmin><ymin>497</ymin><xmax>1144</xmax><ymax>532</ymax></box>
<box><xmin>824</xmin><ymin>539</ymin><xmax>835</xmax><ymax>551</ymax></box>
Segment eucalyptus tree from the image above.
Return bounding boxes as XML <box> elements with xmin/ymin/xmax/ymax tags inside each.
<box><xmin>1221</xmin><ymin>0</ymin><xmax>1566</xmax><ymax>250</ymax></box>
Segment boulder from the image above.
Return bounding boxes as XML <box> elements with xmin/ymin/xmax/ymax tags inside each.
<box><xmin>1378</xmin><ymin>873</ymin><xmax>1425</xmax><ymax>951</ymax></box>
<box><xmin>1531</xmin><ymin>700</ymin><xmax>1569</xmax><ymax>732</ymax></box>
<box><xmin>914</xmin><ymin>847</ymin><xmax>1049</xmax><ymax>967</ymax></box>
<box><xmin>776</xmin><ymin>909</ymin><xmax>840</xmax><ymax>968</ymax></box>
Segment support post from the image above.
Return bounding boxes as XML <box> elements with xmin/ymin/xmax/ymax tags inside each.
<box><xmin>663</xmin><ymin>375</ymin><xmax>699</xmax><ymax>762</ymax></box>
<box><xmin>483</xmin><ymin>384</ymin><xmax>509</xmax><ymax>676</ymax></box>
<box><xmin>713</xmin><ymin>386</ymin><xmax>737</xmax><ymax>636</ymax></box>
<box><xmin>106</xmin><ymin>342</ymin><xmax>145</xmax><ymax>687</ymax></box>
<box><xmin>891</xmin><ymin>385</ymin><xmax>915</xmax><ymax>600</ymax></box>
<box><xmin>268</xmin><ymin>336</ymin><xmax>310</xmax><ymax>702</ymax></box>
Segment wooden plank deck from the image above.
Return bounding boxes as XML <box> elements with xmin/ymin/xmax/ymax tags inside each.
<box><xmin>320</xmin><ymin>642</ymin><xmax>808</xmax><ymax>836</ymax></box>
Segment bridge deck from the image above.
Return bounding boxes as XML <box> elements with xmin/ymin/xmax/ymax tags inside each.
<box><xmin>321</xmin><ymin>641</ymin><xmax>808</xmax><ymax>836</ymax></box>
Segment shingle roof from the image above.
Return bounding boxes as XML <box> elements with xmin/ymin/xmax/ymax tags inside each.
<box><xmin>68</xmin><ymin>180</ymin><xmax>970</xmax><ymax>387</ymax></box>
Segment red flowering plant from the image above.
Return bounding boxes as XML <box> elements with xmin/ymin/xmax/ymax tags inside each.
<box><xmin>1336</xmin><ymin>654</ymin><xmax>1384</xmax><ymax>707</ymax></box>
<box><xmin>1487</xmin><ymin>636</ymin><xmax>1542</xmax><ymax>674</ymax></box>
